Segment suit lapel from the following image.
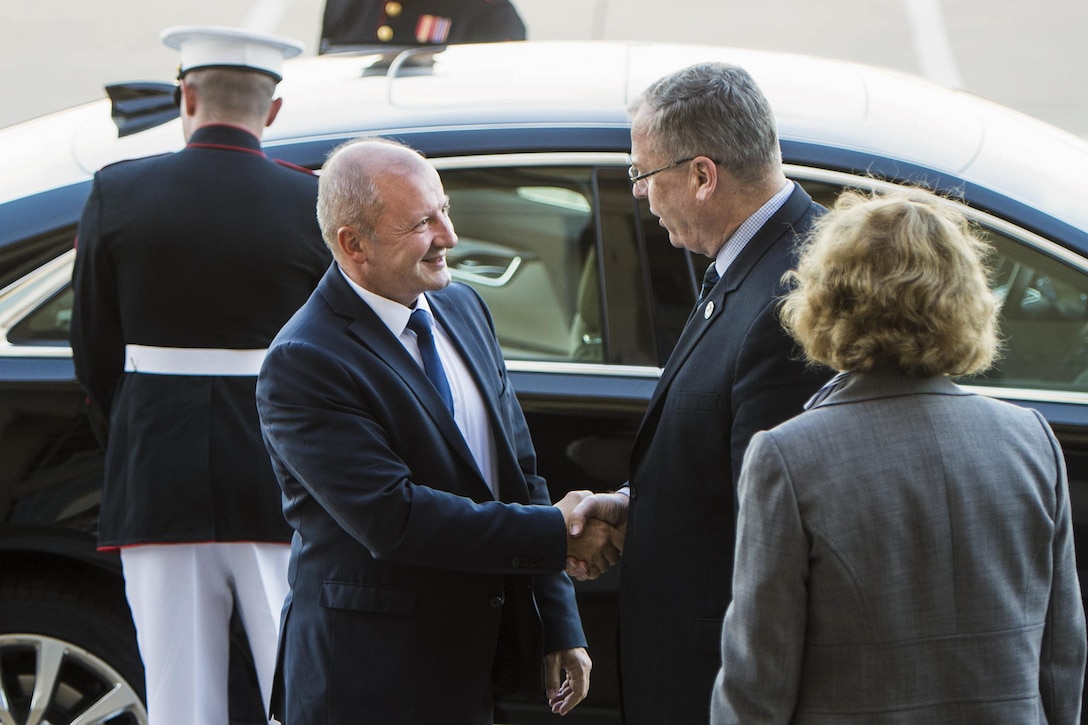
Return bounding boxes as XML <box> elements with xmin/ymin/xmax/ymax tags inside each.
<box><xmin>429</xmin><ymin>291</ymin><xmax>506</xmax><ymax>437</ymax></box>
<box><xmin>318</xmin><ymin>270</ymin><xmax>483</xmax><ymax>480</ymax></box>
<box><xmin>631</xmin><ymin>185</ymin><xmax>816</xmax><ymax>471</ymax></box>
<box><xmin>429</xmin><ymin>291</ymin><xmax>528</xmax><ymax>501</ymax></box>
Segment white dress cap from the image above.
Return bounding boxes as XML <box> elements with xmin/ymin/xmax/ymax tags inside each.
<box><xmin>161</xmin><ymin>26</ymin><xmax>305</xmax><ymax>82</ymax></box>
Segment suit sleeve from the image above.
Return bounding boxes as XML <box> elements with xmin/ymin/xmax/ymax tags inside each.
<box><xmin>712</xmin><ymin>431</ymin><xmax>807</xmax><ymax>724</ymax></box>
<box><xmin>1036</xmin><ymin>411</ymin><xmax>1087</xmax><ymax>723</ymax></box>
<box><xmin>504</xmin><ymin>372</ymin><xmax>586</xmax><ymax>652</ymax></box>
<box><xmin>70</xmin><ymin>174</ymin><xmax>126</xmax><ymax>426</ymax></box>
<box><xmin>257</xmin><ymin>336</ymin><xmax>569</xmax><ymax>576</ymax></box>
<box><xmin>468</xmin><ymin>286</ymin><xmax>587</xmax><ymax>652</ymax></box>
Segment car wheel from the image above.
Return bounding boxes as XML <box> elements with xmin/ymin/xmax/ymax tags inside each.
<box><xmin>0</xmin><ymin>575</ymin><xmax>147</xmax><ymax>724</ymax></box>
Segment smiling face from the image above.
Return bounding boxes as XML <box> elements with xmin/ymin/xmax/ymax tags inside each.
<box><xmin>360</xmin><ymin>161</ymin><xmax>457</xmax><ymax>306</ymax></box>
<box><xmin>329</xmin><ymin>143</ymin><xmax>459</xmax><ymax>306</ymax></box>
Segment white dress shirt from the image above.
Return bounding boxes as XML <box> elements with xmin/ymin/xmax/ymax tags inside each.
<box><xmin>339</xmin><ymin>268</ymin><xmax>500</xmax><ymax>498</ymax></box>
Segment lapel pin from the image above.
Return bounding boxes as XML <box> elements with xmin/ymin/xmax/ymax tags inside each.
<box><xmin>704</xmin><ymin>300</ymin><xmax>715</xmax><ymax>319</ymax></box>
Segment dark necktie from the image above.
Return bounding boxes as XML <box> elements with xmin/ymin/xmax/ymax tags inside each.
<box><xmin>407</xmin><ymin>308</ymin><xmax>455</xmax><ymax>414</ymax></box>
<box><xmin>698</xmin><ymin>264</ymin><xmax>720</xmax><ymax>304</ymax></box>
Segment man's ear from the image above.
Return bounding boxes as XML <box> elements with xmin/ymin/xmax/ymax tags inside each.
<box><xmin>693</xmin><ymin>156</ymin><xmax>719</xmax><ymax>202</ymax></box>
<box><xmin>180</xmin><ymin>80</ymin><xmax>198</xmax><ymax>117</ymax></box>
<box><xmin>336</xmin><ymin>226</ymin><xmax>366</xmax><ymax>261</ymax></box>
<box><xmin>265</xmin><ymin>97</ymin><xmax>284</xmax><ymax>128</ymax></box>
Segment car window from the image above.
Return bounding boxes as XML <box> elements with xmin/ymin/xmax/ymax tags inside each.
<box><xmin>964</xmin><ymin>228</ymin><xmax>1088</xmax><ymax>393</ymax></box>
<box><xmin>8</xmin><ymin>172</ymin><xmax>1088</xmax><ymax>402</ymax></box>
<box><xmin>7</xmin><ymin>286</ymin><xmax>72</xmax><ymax>345</ymax></box>
<box><xmin>442</xmin><ymin>166</ymin><xmax>597</xmax><ymax>362</ymax></box>
<box><xmin>7</xmin><ymin>163</ymin><xmax>692</xmax><ymax>370</ymax></box>
<box><xmin>441</xmin><ymin>163</ymin><xmax>688</xmax><ymax>366</ymax></box>
<box><xmin>3</xmin><ymin>246</ymin><xmax>76</xmax><ymax>347</ymax></box>
<box><xmin>794</xmin><ymin>173</ymin><xmax>1088</xmax><ymax>397</ymax></box>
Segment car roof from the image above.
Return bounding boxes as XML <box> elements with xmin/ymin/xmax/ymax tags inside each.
<box><xmin>3</xmin><ymin>40</ymin><xmax>1087</xmax><ymax>234</ymax></box>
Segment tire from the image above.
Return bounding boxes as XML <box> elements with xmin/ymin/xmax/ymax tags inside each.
<box><xmin>0</xmin><ymin>573</ymin><xmax>147</xmax><ymax>725</ymax></box>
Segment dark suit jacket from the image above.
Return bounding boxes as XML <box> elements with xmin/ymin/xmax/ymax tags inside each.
<box><xmin>70</xmin><ymin>124</ymin><xmax>329</xmax><ymax>547</ymax></box>
<box><xmin>618</xmin><ymin>185</ymin><xmax>830</xmax><ymax>724</ymax></box>
<box><xmin>714</xmin><ymin>371</ymin><xmax>1086</xmax><ymax>723</ymax></box>
<box><xmin>256</xmin><ymin>268</ymin><xmax>586</xmax><ymax>724</ymax></box>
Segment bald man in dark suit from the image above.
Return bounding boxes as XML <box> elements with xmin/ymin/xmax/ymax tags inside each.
<box><xmin>257</xmin><ymin>137</ymin><xmax>620</xmax><ymax>724</ymax></box>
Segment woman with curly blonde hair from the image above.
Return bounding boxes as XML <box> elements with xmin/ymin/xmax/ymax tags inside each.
<box><xmin>781</xmin><ymin>187</ymin><xmax>998</xmax><ymax>377</ymax></box>
<box><xmin>712</xmin><ymin>187</ymin><xmax>1086</xmax><ymax>725</ymax></box>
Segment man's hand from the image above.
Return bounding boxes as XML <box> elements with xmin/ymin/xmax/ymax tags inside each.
<box><xmin>544</xmin><ymin>647</ymin><xmax>591</xmax><ymax>716</ymax></box>
<box><xmin>567</xmin><ymin>517</ymin><xmax>623</xmax><ymax>579</ymax></box>
<box><xmin>554</xmin><ymin>491</ymin><xmax>623</xmax><ymax>579</ymax></box>
<box><xmin>564</xmin><ymin>491</ymin><xmax>630</xmax><ymax>581</ymax></box>
<box><xmin>569</xmin><ymin>490</ymin><xmax>629</xmax><ymax>533</ymax></box>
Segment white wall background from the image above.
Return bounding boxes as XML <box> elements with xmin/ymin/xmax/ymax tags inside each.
<box><xmin>1</xmin><ymin>0</ymin><xmax>1085</xmax><ymax>138</ymax></box>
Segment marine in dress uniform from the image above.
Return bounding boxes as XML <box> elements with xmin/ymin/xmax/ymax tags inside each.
<box><xmin>69</xmin><ymin>26</ymin><xmax>330</xmax><ymax>725</ymax></box>
<box><xmin>319</xmin><ymin>0</ymin><xmax>526</xmax><ymax>53</ymax></box>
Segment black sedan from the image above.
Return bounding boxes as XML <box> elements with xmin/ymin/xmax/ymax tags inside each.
<box><xmin>2</xmin><ymin>41</ymin><xmax>1088</xmax><ymax>724</ymax></box>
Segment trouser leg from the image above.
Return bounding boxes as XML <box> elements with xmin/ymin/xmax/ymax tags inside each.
<box><xmin>223</xmin><ymin>542</ymin><xmax>291</xmax><ymax>721</ymax></box>
<box><xmin>121</xmin><ymin>544</ymin><xmax>231</xmax><ymax>725</ymax></box>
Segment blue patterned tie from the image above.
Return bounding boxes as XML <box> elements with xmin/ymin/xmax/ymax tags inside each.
<box><xmin>698</xmin><ymin>263</ymin><xmax>720</xmax><ymax>303</ymax></box>
<box><xmin>407</xmin><ymin>308</ymin><xmax>455</xmax><ymax>414</ymax></box>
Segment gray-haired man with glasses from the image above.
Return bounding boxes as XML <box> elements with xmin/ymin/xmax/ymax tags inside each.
<box><xmin>567</xmin><ymin>61</ymin><xmax>832</xmax><ymax>724</ymax></box>
<box><xmin>627</xmin><ymin>155</ymin><xmax>700</xmax><ymax>184</ymax></box>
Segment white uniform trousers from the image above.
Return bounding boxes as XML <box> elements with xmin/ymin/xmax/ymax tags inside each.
<box><xmin>120</xmin><ymin>542</ymin><xmax>290</xmax><ymax>725</ymax></box>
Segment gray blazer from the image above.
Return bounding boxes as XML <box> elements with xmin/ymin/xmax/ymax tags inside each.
<box><xmin>712</xmin><ymin>370</ymin><xmax>1086</xmax><ymax>724</ymax></box>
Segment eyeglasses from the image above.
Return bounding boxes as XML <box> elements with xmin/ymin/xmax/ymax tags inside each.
<box><xmin>627</xmin><ymin>157</ymin><xmax>696</xmax><ymax>185</ymax></box>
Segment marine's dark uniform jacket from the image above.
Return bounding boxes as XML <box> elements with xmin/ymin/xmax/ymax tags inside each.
<box><xmin>320</xmin><ymin>0</ymin><xmax>526</xmax><ymax>52</ymax></box>
<box><xmin>70</xmin><ymin>124</ymin><xmax>330</xmax><ymax>549</ymax></box>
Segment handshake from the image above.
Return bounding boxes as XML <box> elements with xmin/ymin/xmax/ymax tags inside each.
<box><xmin>553</xmin><ymin>490</ymin><xmax>630</xmax><ymax>581</ymax></box>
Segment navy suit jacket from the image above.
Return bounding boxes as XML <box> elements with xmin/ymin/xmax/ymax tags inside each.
<box><xmin>618</xmin><ymin>185</ymin><xmax>831</xmax><ymax>724</ymax></box>
<box><xmin>256</xmin><ymin>267</ymin><xmax>586</xmax><ymax>724</ymax></box>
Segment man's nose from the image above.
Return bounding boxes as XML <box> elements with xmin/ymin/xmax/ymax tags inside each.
<box><xmin>437</xmin><ymin>215</ymin><xmax>457</xmax><ymax>246</ymax></box>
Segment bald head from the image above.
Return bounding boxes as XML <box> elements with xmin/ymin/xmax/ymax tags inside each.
<box><xmin>316</xmin><ymin>137</ymin><xmax>457</xmax><ymax>305</ymax></box>
<box><xmin>317</xmin><ymin>138</ymin><xmax>428</xmax><ymax>254</ymax></box>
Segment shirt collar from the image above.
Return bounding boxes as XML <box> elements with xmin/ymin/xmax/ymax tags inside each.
<box><xmin>337</xmin><ymin>265</ymin><xmax>432</xmax><ymax>337</ymax></box>
<box><xmin>711</xmin><ymin>179</ymin><xmax>794</xmax><ymax>276</ymax></box>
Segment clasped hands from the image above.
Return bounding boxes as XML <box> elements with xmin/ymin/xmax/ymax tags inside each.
<box><xmin>553</xmin><ymin>490</ymin><xmax>630</xmax><ymax>581</ymax></box>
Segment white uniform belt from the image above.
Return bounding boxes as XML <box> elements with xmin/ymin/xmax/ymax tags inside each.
<box><xmin>123</xmin><ymin>345</ymin><xmax>267</xmax><ymax>376</ymax></box>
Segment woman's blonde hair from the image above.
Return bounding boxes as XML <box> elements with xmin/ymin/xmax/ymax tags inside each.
<box><xmin>780</xmin><ymin>187</ymin><xmax>1000</xmax><ymax>377</ymax></box>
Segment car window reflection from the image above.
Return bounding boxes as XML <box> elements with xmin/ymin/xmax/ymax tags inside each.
<box><xmin>5</xmin><ymin>171</ymin><xmax>1088</xmax><ymax>400</ymax></box>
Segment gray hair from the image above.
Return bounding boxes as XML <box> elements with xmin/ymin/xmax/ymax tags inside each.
<box><xmin>630</xmin><ymin>62</ymin><xmax>781</xmax><ymax>185</ymax></box>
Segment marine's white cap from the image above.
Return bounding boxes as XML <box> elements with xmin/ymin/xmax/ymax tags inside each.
<box><xmin>161</xmin><ymin>25</ymin><xmax>304</xmax><ymax>82</ymax></box>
